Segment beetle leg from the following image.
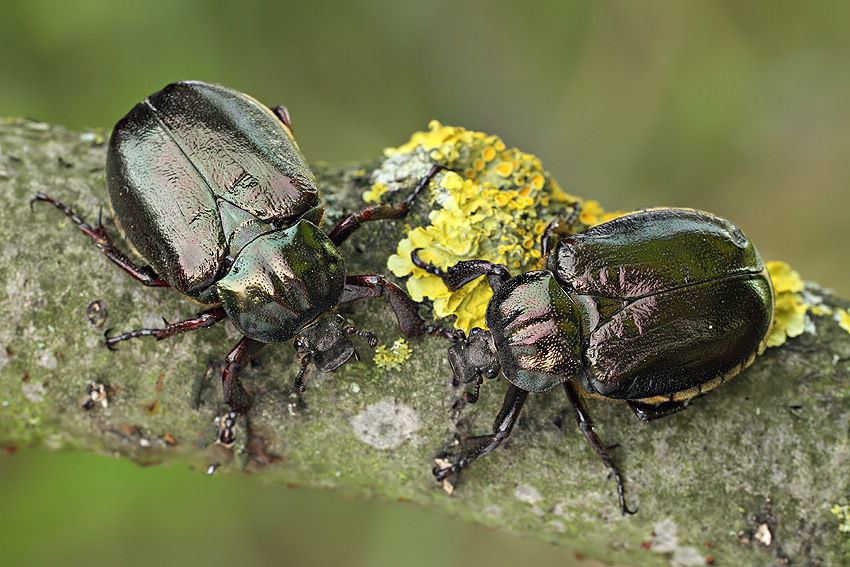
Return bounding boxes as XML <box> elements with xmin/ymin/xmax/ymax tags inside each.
<box><xmin>270</xmin><ymin>105</ymin><xmax>292</xmax><ymax>130</ymax></box>
<box><xmin>215</xmin><ymin>410</ymin><xmax>240</xmax><ymax>448</ymax></box>
<box><xmin>434</xmin><ymin>384</ymin><xmax>528</xmax><ymax>481</ymax></box>
<box><xmin>563</xmin><ymin>382</ymin><xmax>638</xmax><ymax>516</ymax></box>
<box><xmin>104</xmin><ymin>307</ymin><xmax>227</xmax><ymax>349</ymax></box>
<box><xmin>411</xmin><ymin>249</ymin><xmax>511</xmax><ymax>293</ymax></box>
<box><xmin>31</xmin><ymin>192</ymin><xmax>169</xmax><ymax>287</ymax></box>
<box><xmin>343</xmin><ymin>324</ymin><xmax>378</xmax><ymax>348</ymax></box>
<box><xmin>222</xmin><ymin>337</ymin><xmax>266</xmax><ymax>415</ymax></box>
<box><xmin>287</xmin><ymin>355</ymin><xmax>311</xmax><ymax>415</ymax></box>
<box><xmin>540</xmin><ymin>202</ymin><xmax>582</xmax><ymax>259</ymax></box>
<box><xmin>628</xmin><ymin>399</ymin><xmax>689</xmax><ymax>422</ymax></box>
<box><xmin>341</xmin><ymin>274</ymin><xmax>425</xmax><ymax>337</ymax></box>
<box><xmin>327</xmin><ymin>164</ymin><xmax>445</xmax><ymax>246</ymax></box>
<box><xmin>422</xmin><ymin>325</ymin><xmax>466</xmax><ymax>343</ymax></box>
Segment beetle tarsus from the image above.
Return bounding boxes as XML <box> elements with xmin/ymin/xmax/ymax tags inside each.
<box><xmin>292</xmin><ymin>357</ymin><xmax>309</xmax><ymax>394</ymax></box>
<box><xmin>271</xmin><ymin>105</ymin><xmax>292</xmax><ymax>129</ymax></box>
<box><xmin>216</xmin><ymin>411</ymin><xmax>239</xmax><ymax>448</ymax></box>
<box><xmin>344</xmin><ymin>325</ymin><xmax>378</xmax><ymax>348</ymax></box>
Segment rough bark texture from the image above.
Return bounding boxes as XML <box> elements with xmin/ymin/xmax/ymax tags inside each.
<box><xmin>1</xmin><ymin>118</ymin><xmax>848</xmax><ymax>566</ymax></box>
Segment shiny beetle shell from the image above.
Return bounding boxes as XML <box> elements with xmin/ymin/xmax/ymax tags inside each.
<box><xmin>106</xmin><ymin>81</ymin><xmax>323</xmax><ymax>300</ymax></box>
<box><xmin>488</xmin><ymin>208</ymin><xmax>774</xmax><ymax>399</ymax></box>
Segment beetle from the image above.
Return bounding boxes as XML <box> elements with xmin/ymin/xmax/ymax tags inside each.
<box><xmin>412</xmin><ymin>207</ymin><xmax>775</xmax><ymax>514</ymax></box>
<box><xmin>33</xmin><ymin>80</ymin><xmax>442</xmax><ymax>429</ymax></box>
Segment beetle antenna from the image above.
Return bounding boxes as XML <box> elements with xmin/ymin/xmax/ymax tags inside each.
<box><xmin>462</xmin><ymin>378</ymin><xmax>482</xmax><ymax>404</ymax></box>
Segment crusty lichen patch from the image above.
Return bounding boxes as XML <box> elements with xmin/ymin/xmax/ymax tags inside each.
<box><xmin>765</xmin><ymin>260</ymin><xmax>808</xmax><ymax>348</ymax></box>
<box><xmin>372</xmin><ymin>339</ymin><xmax>411</xmax><ymax>371</ymax></box>
<box><xmin>368</xmin><ymin>120</ymin><xmax>622</xmax><ymax>331</ymax></box>
<box><xmin>764</xmin><ymin>260</ymin><xmax>850</xmax><ymax>347</ymax></box>
<box><xmin>349</xmin><ymin>398</ymin><xmax>420</xmax><ymax>450</ymax></box>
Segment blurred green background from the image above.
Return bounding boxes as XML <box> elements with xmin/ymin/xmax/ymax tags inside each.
<box><xmin>2</xmin><ymin>1</ymin><xmax>848</xmax><ymax>566</ymax></box>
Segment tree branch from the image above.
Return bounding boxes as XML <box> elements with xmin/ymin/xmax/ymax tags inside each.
<box><xmin>1</xmin><ymin>118</ymin><xmax>848</xmax><ymax>566</ymax></box>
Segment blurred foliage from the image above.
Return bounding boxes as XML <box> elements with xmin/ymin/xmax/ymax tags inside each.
<box><xmin>2</xmin><ymin>1</ymin><xmax>849</xmax><ymax>566</ymax></box>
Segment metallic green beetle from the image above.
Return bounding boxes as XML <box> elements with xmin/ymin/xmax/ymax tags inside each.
<box><xmin>413</xmin><ymin>207</ymin><xmax>774</xmax><ymax>514</ymax></box>
<box><xmin>35</xmin><ymin>81</ymin><xmax>441</xmax><ymax>437</ymax></box>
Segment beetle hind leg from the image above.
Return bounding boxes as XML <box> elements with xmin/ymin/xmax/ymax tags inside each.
<box><xmin>628</xmin><ymin>399</ymin><xmax>689</xmax><ymax>422</ymax></box>
<box><xmin>31</xmin><ymin>192</ymin><xmax>169</xmax><ymax>287</ymax></box>
<box><xmin>104</xmin><ymin>307</ymin><xmax>228</xmax><ymax>349</ymax></box>
<box><xmin>434</xmin><ymin>385</ymin><xmax>528</xmax><ymax>481</ymax></box>
<box><xmin>564</xmin><ymin>382</ymin><xmax>637</xmax><ymax>516</ymax></box>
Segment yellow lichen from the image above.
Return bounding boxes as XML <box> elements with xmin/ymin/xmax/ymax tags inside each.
<box><xmin>831</xmin><ymin>504</ymin><xmax>850</xmax><ymax>534</ymax></box>
<box><xmin>765</xmin><ymin>261</ymin><xmax>808</xmax><ymax>348</ymax></box>
<box><xmin>810</xmin><ymin>305</ymin><xmax>833</xmax><ymax>317</ymax></box>
<box><xmin>372</xmin><ymin>120</ymin><xmax>628</xmax><ymax>331</ymax></box>
<box><xmin>373</xmin><ymin>339</ymin><xmax>412</xmax><ymax>371</ymax></box>
<box><xmin>362</xmin><ymin>182</ymin><xmax>389</xmax><ymax>203</ymax></box>
<box><xmin>835</xmin><ymin>307</ymin><xmax>850</xmax><ymax>335</ymax></box>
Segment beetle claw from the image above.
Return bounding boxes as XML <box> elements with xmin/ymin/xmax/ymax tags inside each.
<box><xmin>103</xmin><ymin>329</ymin><xmax>119</xmax><ymax>351</ymax></box>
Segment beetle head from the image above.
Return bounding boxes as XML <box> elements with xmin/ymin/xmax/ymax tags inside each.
<box><xmin>447</xmin><ymin>328</ymin><xmax>500</xmax><ymax>385</ymax></box>
<box><xmin>294</xmin><ymin>312</ymin><xmax>355</xmax><ymax>372</ymax></box>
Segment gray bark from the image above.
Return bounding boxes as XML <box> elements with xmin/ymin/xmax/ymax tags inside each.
<box><xmin>1</xmin><ymin>118</ymin><xmax>848</xmax><ymax>566</ymax></box>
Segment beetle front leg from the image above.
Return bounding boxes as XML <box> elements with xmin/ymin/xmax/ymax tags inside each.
<box><xmin>31</xmin><ymin>192</ymin><xmax>169</xmax><ymax>287</ymax></box>
<box><xmin>327</xmin><ymin>164</ymin><xmax>445</xmax><ymax>246</ymax></box>
<box><xmin>340</xmin><ymin>274</ymin><xmax>425</xmax><ymax>337</ymax></box>
<box><xmin>434</xmin><ymin>384</ymin><xmax>528</xmax><ymax>481</ymax></box>
<box><xmin>222</xmin><ymin>336</ymin><xmax>266</xmax><ymax>415</ymax></box>
<box><xmin>286</xmin><ymin>355</ymin><xmax>311</xmax><ymax>415</ymax></box>
<box><xmin>104</xmin><ymin>307</ymin><xmax>228</xmax><ymax>349</ymax></box>
<box><xmin>411</xmin><ymin>249</ymin><xmax>511</xmax><ymax>293</ymax></box>
<box><xmin>564</xmin><ymin>382</ymin><xmax>637</xmax><ymax>516</ymax></box>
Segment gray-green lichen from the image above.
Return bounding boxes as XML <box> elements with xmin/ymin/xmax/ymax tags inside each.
<box><xmin>1</xmin><ymin>118</ymin><xmax>849</xmax><ymax>566</ymax></box>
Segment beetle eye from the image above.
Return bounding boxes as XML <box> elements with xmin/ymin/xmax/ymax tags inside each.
<box><xmin>484</xmin><ymin>367</ymin><xmax>500</xmax><ymax>380</ymax></box>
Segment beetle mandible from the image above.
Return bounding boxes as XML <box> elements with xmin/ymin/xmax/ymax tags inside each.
<box><xmin>34</xmin><ymin>81</ymin><xmax>443</xmax><ymax>436</ymax></box>
<box><xmin>412</xmin><ymin>207</ymin><xmax>775</xmax><ymax>514</ymax></box>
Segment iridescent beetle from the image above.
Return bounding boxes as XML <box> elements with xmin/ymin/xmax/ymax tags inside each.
<box><xmin>34</xmin><ymin>81</ymin><xmax>442</xmax><ymax>441</ymax></box>
<box><xmin>413</xmin><ymin>207</ymin><xmax>774</xmax><ymax>514</ymax></box>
